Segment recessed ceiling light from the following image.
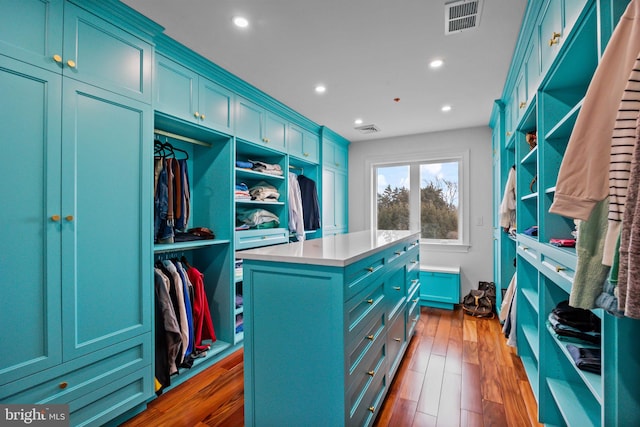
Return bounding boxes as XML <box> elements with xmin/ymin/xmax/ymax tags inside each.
<box><xmin>315</xmin><ymin>85</ymin><xmax>326</xmax><ymax>94</ymax></box>
<box><xmin>430</xmin><ymin>59</ymin><xmax>444</xmax><ymax>69</ymax></box>
<box><xmin>233</xmin><ymin>16</ymin><xmax>249</xmax><ymax>28</ymax></box>
<box><xmin>354</xmin><ymin>118</ymin><xmax>363</xmax><ymax>125</ymax></box>
<box><xmin>441</xmin><ymin>105</ymin><xmax>452</xmax><ymax>112</ymax></box>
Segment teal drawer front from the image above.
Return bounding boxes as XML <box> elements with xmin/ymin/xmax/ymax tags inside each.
<box><xmin>420</xmin><ymin>269</ymin><xmax>460</xmax><ymax>310</ymax></box>
<box><xmin>235</xmin><ymin>228</ymin><xmax>288</xmax><ymax>250</ymax></box>
<box><xmin>345</xmin><ymin>279</ymin><xmax>385</xmax><ymax>336</ymax></box>
<box><xmin>344</xmin><ymin>252</ymin><xmax>386</xmax><ymax>299</ymax></box>
<box><xmin>387</xmin><ymin>310</ymin><xmax>406</xmax><ymax>379</ymax></box>
<box><xmin>346</xmin><ymin>337</ymin><xmax>386</xmax><ymax>415</ymax></box>
<box><xmin>346</xmin><ymin>311</ymin><xmax>385</xmax><ymax>379</ymax></box>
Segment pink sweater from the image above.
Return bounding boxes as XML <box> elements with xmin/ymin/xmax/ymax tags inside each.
<box><xmin>550</xmin><ymin>0</ymin><xmax>640</xmax><ymax>220</ymax></box>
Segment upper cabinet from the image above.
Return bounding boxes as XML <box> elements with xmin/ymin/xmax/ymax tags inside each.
<box><xmin>538</xmin><ymin>0</ymin><xmax>563</xmax><ymax>76</ymax></box>
<box><xmin>288</xmin><ymin>124</ymin><xmax>320</xmax><ymax>164</ymax></box>
<box><xmin>155</xmin><ymin>54</ymin><xmax>234</xmax><ymax>134</ymax></box>
<box><xmin>321</xmin><ymin>129</ymin><xmax>349</xmax><ymax>236</ymax></box>
<box><xmin>236</xmin><ymin>97</ymin><xmax>288</xmax><ymax>152</ymax></box>
<box><xmin>0</xmin><ymin>0</ymin><xmax>152</xmax><ymax>103</ymax></box>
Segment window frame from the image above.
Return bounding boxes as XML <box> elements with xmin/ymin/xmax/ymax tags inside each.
<box><xmin>368</xmin><ymin>149</ymin><xmax>470</xmax><ymax>252</ymax></box>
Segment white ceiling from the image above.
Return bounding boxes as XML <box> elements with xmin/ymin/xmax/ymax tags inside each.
<box><xmin>121</xmin><ymin>0</ymin><xmax>526</xmax><ymax>142</ymax></box>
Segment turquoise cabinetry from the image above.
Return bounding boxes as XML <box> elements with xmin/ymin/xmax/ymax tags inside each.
<box><xmin>288</xmin><ymin>123</ymin><xmax>320</xmax><ymax>164</ymax></box>
<box><xmin>419</xmin><ymin>266</ymin><xmax>461</xmax><ymax>310</ymax></box>
<box><xmin>154</xmin><ymin>54</ymin><xmax>234</xmax><ymax>134</ymax></box>
<box><xmin>0</xmin><ymin>1</ymin><xmax>156</xmax><ymax>423</ymax></box>
<box><xmin>235</xmin><ymin>139</ymin><xmax>289</xmax><ymax>249</ymax></box>
<box><xmin>321</xmin><ymin>127</ymin><xmax>350</xmax><ymax>236</ymax></box>
<box><xmin>240</xmin><ymin>231</ymin><xmax>420</xmax><ymax>427</ymax></box>
<box><xmin>491</xmin><ymin>0</ymin><xmax>640</xmax><ymax>425</ymax></box>
<box><xmin>236</xmin><ymin>97</ymin><xmax>288</xmax><ymax>152</ymax></box>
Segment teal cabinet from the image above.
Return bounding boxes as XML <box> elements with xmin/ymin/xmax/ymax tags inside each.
<box><xmin>419</xmin><ymin>267</ymin><xmax>461</xmax><ymax>310</ymax></box>
<box><xmin>0</xmin><ymin>54</ymin><xmax>153</xmax><ymax>425</ymax></box>
<box><xmin>322</xmin><ymin>129</ymin><xmax>349</xmax><ymax>236</ymax></box>
<box><xmin>236</xmin><ymin>97</ymin><xmax>287</xmax><ymax>152</ymax></box>
<box><xmin>288</xmin><ymin>124</ymin><xmax>320</xmax><ymax>164</ymax></box>
<box><xmin>154</xmin><ymin>54</ymin><xmax>234</xmax><ymax>134</ymax></box>
<box><xmin>0</xmin><ymin>0</ymin><xmax>152</xmax><ymax>102</ymax></box>
<box><xmin>241</xmin><ymin>232</ymin><xmax>420</xmax><ymax>427</ymax></box>
<box><xmin>493</xmin><ymin>0</ymin><xmax>640</xmax><ymax>425</ymax></box>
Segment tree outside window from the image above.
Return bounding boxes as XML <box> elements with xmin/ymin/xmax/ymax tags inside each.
<box><xmin>376</xmin><ymin>160</ymin><xmax>460</xmax><ymax>242</ymax></box>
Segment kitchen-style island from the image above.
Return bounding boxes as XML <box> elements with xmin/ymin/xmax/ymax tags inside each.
<box><xmin>237</xmin><ymin>230</ymin><xmax>421</xmax><ymax>427</ymax></box>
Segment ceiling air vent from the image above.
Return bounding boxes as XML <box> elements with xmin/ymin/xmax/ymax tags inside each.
<box><xmin>445</xmin><ymin>0</ymin><xmax>482</xmax><ymax>35</ymax></box>
<box><xmin>355</xmin><ymin>124</ymin><xmax>380</xmax><ymax>134</ymax></box>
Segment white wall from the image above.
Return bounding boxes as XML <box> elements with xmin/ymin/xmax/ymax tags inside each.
<box><xmin>348</xmin><ymin>125</ymin><xmax>494</xmax><ymax>298</ymax></box>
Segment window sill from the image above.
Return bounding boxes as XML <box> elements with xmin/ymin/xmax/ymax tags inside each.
<box><xmin>420</xmin><ymin>242</ymin><xmax>470</xmax><ymax>253</ymax></box>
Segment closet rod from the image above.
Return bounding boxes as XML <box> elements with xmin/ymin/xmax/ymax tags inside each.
<box><xmin>154</xmin><ymin>129</ymin><xmax>211</xmax><ymax>148</ymax></box>
<box><xmin>289</xmin><ymin>165</ymin><xmax>304</xmax><ymax>173</ymax></box>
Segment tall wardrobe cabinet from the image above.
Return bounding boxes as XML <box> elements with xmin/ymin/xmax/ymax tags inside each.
<box><xmin>0</xmin><ymin>1</ymin><xmax>159</xmax><ymax>425</ymax></box>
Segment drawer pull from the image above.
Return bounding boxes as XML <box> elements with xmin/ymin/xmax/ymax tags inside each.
<box><xmin>366</xmin><ymin>334</ymin><xmax>374</xmax><ymax>340</ymax></box>
<box><xmin>411</xmin><ymin>279</ymin><xmax>419</xmax><ymax>284</ymax></box>
<box><xmin>367</xmin><ymin>370</ymin><xmax>375</xmax><ymax>377</ymax></box>
<box><xmin>556</xmin><ymin>266</ymin><xmax>566</xmax><ymax>273</ymax></box>
<box><xmin>393</xmin><ymin>286</ymin><xmax>401</xmax><ymax>291</ymax></box>
<box><xmin>411</xmin><ymin>260</ymin><xmax>418</xmax><ymax>264</ymax></box>
<box><xmin>368</xmin><ymin>406</ymin><xmax>375</xmax><ymax>413</ymax></box>
<box><xmin>519</xmin><ymin>101</ymin><xmax>527</xmax><ymax>109</ymax></box>
<box><xmin>549</xmin><ymin>31</ymin><xmax>561</xmax><ymax>46</ymax></box>
<box><xmin>59</xmin><ymin>382</ymin><xmax>68</xmax><ymax>389</ymax></box>
<box><xmin>394</xmin><ymin>251</ymin><xmax>402</xmax><ymax>255</ymax></box>
<box><xmin>366</xmin><ymin>267</ymin><xmax>374</xmax><ymax>272</ymax></box>
<box><xmin>413</xmin><ymin>298</ymin><xmax>419</xmax><ymax>303</ymax></box>
<box><xmin>366</xmin><ymin>298</ymin><xmax>374</xmax><ymax>304</ymax></box>
<box><xmin>394</xmin><ymin>337</ymin><xmax>401</xmax><ymax>342</ymax></box>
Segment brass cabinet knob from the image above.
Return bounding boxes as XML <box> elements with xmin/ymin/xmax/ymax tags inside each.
<box><xmin>413</xmin><ymin>298</ymin><xmax>419</xmax><ymax>303</ymax></box>
<box><xmin>556</xmin><ymin>265</ymin><xmax>566</xmax><ymax>273</ymax></box>
<box><xmin>304</xmin><ymin>153</ymin><xmax>309</xmax><ymax>157</ymax></box>
<box><xmin>394</xmin><ymin>337</ymin><xmax>401</xmax><ymax>342</ymax></box>
<box><xmin>367</xmin><ymin>370</ymin><xmax>375</xmax><ymax>377</ymax></box>
<box><xmin>51</xmin><ymin>215</ymin><xmax>61</xmax><ymax>222</ymax></box>
<box><xmin>549</xmin><ymin>31</ymin><xmax>561</xmax><ymax>46</ymax></box>
<box><xmin>411</xmin><ymin>260</ymin><xmax>418</xmax><ymax>264</ymax></box>
<box><xmin>366</xmin><ymin>267</ymin><xmax>374</xmax><ymax>272</ymax></box>
<box><xmin>519</xmin><ymin>101</ymin><xmax>527</xmax><ymax>109</ymax></box>
<box><xmin>366</xmin><ymin>298</ymin><xmax>374</xmax><ymax>304</ymax></box>
<box><xmin>368</xmin><ymin>406</ymin><xmax>375</xmax><ymax>413</ymax></box>
<box><xmin>393</xmin><ymin>286</ymin><xmax>401</xmax><ymax>291</ymax></box>
<box><xmin>411</xmin><ymin>279</ymin><xmax>419</xmax><ymax>285</ymax></box>
<box><xmin>65</xmin><ymin>215</ymin><xmax>74</xmax><ymax>221</ymax></box>
<box><xmin>262</xmin><ymin>138</ymin><xmax>270</xmax><ymax>143</ymax></box>
<box><xmin>59</xmin><ymin>382</ymin><xmax>68</xmax><ymax>389</ymax></box>
<box><xmin>53</xmin><ymin>54</ymin><xmax>62</xmax><ymax>63</ymax></box>
<box><xmin>194</xmin><ymin>112</ymin><xmax>200</xmax><ymax>118</ymax></box>
<box><xmin>395</xmin><ymin>251</ymin><xmax>402</xmax><ymax>255</ymax></box>
<box><xmin>506</xmin><ymin>131</ymin><xmax>512</xmax><ymax>137</ymax></box>
<box><xmin>66</xmin><ymin>59</ymin><xmax>76</xmax><ymax>68</ymax></box>
<box><xmin>366</xmin><ymin>334</ymin><xmax>374</xmax><ymax>340</ymax></box>
<box><xmin>200</xmin><ymin>114</ymin><xmax>206</xmax><ymax>120</ymax></box>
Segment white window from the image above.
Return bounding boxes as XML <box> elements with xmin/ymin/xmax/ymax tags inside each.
<box><xmin>372</xmin><ymin>151</ymin><xmax>469</xmax><ymax>249</ymax></box>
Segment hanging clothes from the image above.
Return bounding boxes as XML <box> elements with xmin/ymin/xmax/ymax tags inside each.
<box><xmin>297</xmin><ymin>174</ymin><xmax>321</xmax><ymax>231</ymax></box>
<box><xmin>186</xmin><ymin>264</ymin><xmax>217</xmax><ymax>351</ymax></box>
<box><xmin>153</xmin><ymin>268</ymin><xmax>182</xmax><ymax>393</ymax></box>
<box><xmin>499</xmin><ymin>166</ymin><xmax>516</xmax><ymax>230</ymax></box>
<box><xmin>550</xmin><ymin>0</ymin><xmax>640</xmax><ymax>222</ymax></box>
<box><xmin>161</xmin><ymin>260</ymin><xmax>190</xmax><ymax>364</ymax></box>
<box><xmin>288</xmin><ymin>172</ymin><xmax>305</xmax><ymax>241</ymax></box>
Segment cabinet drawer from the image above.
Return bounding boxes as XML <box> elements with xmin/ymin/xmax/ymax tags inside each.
<box><xmin>385</xmin><ymin>266</ymin><xmax>406</xmax><ymax>321</ymax></box>
<box><xmin>235</xmin><ymin>228</ymin><xmax>288</xmax><ymax>250</ymax></box>
<box><xmin>345</xmin><ymin>279</ymin><xmax>385</xmax><ymax>337</ymax></box>
<box><xmin>540</xmin><ymin>254</ymin><xmax>575</xmax><ymax>294</ymax></box>
<box><xmin>346</xmin><ymin>332</ymin><xmax>386</xmax><ymax>405</ymax></box>
<box><xmin>344</xmin><ymin>253</ymin><xmax>386</xmax><ymax>300</ymax></box>
<box><xmin>386</xmin><ymin>243</ymin><xmax>407</xmax><ymax>265</ymax></box>
<box><xmin>387</xmin><ymin>311</ymin><xmax>406</xmax><ymax>379</ymax></box>
<box><xmin>517</xmin><ymin>241</ymin><xmax>540</xmax><ymax>267</ymax></box>
<box><xmin>346</xmin><ymin>310</ymin><xmax>385</xmax><ymax>376</ymax></box>
<box><xmin>407</xmin><ymin>283</ymin><xmax>421</xmax><ymax>337</ymax></box>
<box><xmin>0</xmin><ymin>336</ymin><xmax>149</xmax><ymax>403</ymax></box>
<box><xmin>347</xmin><ymin>345</ymin><xmax>387</xmax><ymax>427</ymax></box>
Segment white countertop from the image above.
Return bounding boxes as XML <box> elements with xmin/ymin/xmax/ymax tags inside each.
<box><xmin>236</xmin><ymin>230</ymin><xmax>420</xmax><ymax>267</ymax></box>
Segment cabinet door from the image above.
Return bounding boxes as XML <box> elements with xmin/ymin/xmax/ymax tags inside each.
<box><xmin>525</xmin><ymin>37</ymin><xmax>539</xmax><ymax>104</ymax></box>
<box><xmin>62</xmin><ymin>2</ymin><xmax>152</xmax><ymax>102</ymax></box>
<box><xmin>288</xmin><ymin>125</ymin><xmax>305</xmax><ymax>159</ymax></box>
<box><xmin>322</xmin><ymin>168</ymin><xmax>336</xmax><ymax>232</ymax></box>
<box><xmin>236</xmin><ymin>97</ymin><xmax>263</xmax><ymax>144</ymax></box>
<box><xmin>334</xmin><ymin>143</ymin><xmax>348</xmax><ymax>171</ymax></box>
<box><xmin>264</xmin><ymin>112</ymin><xmax>287</xmax><ymax>152</ymax></box>
<box><xmin>0</xmin><ymin>0</ymin><xmax>64</xmax><ymax>73</ymax></box>
<box><xmin>334</xmin><ymin>169</ymin><xmax>348</xmax><ymax>231</ymax></box>
<box><xmin>154</xmin><ymin>54</ymin><xmax>198</xmax><ymax>122</ymax></box>
<box><xmin>289</xmin><ymin>125</ymin><xmax>319</xmax><ymax>163</ymax></box>
<box><xmin>199</xmin><ymin>76</ymin><xmax>234</xmax><ymax>134</ymax></box>
<box><xmin>61</xmin><ymin>79</ymin><xmax>152</xmax><ymax>360</ymax></box>
<box><xmin>538</xmin><ymin>0</ymin><xmax>562</xmax><ymax>76</ymax></box>
<box><xmin>0</xmin><ymin>57</ymin><xmax>63</xmax><ymax>386</ymax></box>
<box><xmin>303</xmin><ymin>131</ymin><xmax>320</xmax><ymax>164</ymax></box>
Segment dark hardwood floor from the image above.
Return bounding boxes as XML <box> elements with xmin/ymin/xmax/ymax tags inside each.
<box><xmin>121</xmin><ymin>306</ymin><xmax>541</xmax><ymax>427</ymax></box>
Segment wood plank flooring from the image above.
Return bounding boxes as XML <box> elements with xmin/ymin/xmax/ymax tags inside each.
<box><xmin>121</xmin><ymin>306</ymin><xmax>542</xmax><ymax>427</ymax></box>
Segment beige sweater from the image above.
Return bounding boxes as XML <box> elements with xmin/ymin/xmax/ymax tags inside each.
<box><xmin>550</xmin><ymin>0</ymin><xmax>640</xmax><ymax>221</ymax></box>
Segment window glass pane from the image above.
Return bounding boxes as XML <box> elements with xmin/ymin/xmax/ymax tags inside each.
<box><xmin>377</xmin><ymin>165</ymin><xmax>410</xmax><ymax>230</ymax></box>
<box><xmin>420</xmin><ymin>161</ymin><xmax>459</xmax><ymax>240</ymax></box>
